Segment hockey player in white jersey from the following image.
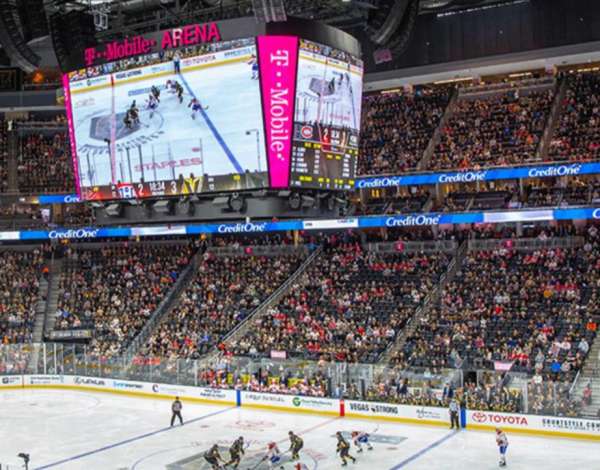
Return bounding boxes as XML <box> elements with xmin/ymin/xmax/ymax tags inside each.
<box><xmin>266</xmin><ymin>442</ymin><xmax>283</xmax><ymax>469</ymax></box>
<box><xmin>496</xmin><ymin>428</ymin><xmax>509</xmax><ymax>467</ymax></box>
<box><xmin>248</xmin><ymin>54</ymin><xmax>259</xmax><ymax>79</ymax></box>
<box><xmin>146</xmin><ymin>94</ymin><xmax>158</xmax><ymax>119</ymax></box>
<box><xmin>351</xmin><ymin>431</ymin><xmax>373</xmax><ymax>452</ymax></box>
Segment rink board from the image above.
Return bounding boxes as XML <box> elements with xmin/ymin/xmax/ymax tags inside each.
<box><xmin>3</xmin><ymin>375</ymin><xmax>600</xmax><ymax>441</ymax></box>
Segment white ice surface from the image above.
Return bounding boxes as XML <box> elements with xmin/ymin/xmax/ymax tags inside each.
<box><xmin>1</xmin><ymin>389</ymin><xmax>598</xmax><ymax>470</ymax></box>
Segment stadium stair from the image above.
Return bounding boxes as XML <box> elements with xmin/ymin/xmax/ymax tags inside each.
<box><xmin>416</xmin><ymin>88</ymin><xmax>458</xmax><ymax>171</ymax></box>
<box><xmin>536</xmin><ymin>76</ymin><xmax>568</xmax><ymax>161</ymax></box>
<box><xmin>42</xmin><ymin>256</ymin><xmax>63</xmax><ymax>335</ymax></box>
<box><xmin>378</xmin><ymin>240</ymin><xmax>468</xmax><ymax>364</ymax></box>
<box><xmin>572</xmin><ymin>332</ymin><xmax>600</xmax><ymax>418</ymax></box>
<box><xmin>122</xmin><ymin>247</ymin><xmax>204</xmax><ymax>358</ymax></box>
<box><xmin>27</xmin><ymin>255</ymin><xmax>62</xmax><ymax>373</ymax></box>
<box><xmin>217</xmin><ymin>245</ymin><xmax>324</xmax><ymax>357</ymax></box>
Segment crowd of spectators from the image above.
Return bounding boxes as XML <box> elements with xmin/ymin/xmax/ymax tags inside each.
<box><xmin>362</xmin><ymin>373</ymin><xmax>522</xmax><ymax>413</ymax></box>
<box><xmin>54</xmin><ymin>243</ymin><xmax>193</xmax><ymax>356</ymax></box>
<box><xmin>140</xmin><ymin>249</ymin><xmax>306</xmax><ymax>359</ymax></box>
<box><xmin>227</xmin><ymin>235</ymin><xmax>450</xmax><ymax>363</ymax></box>
<box><xmin>433</xmin><ymin>88</ymin><xmax>554</xmax><ymax>170</ymax></box>
<box><xmin>0</xmin><ymin>249</ymin><xmax>47</xmax><ymax>344</ymax></box>
<box><xmin>0</xmin><ymin>121</ymin><xmax>7</xmax><ymax>193</ymax></box>
<box><xmin>549</xmin><ymin>71</ymin><xmax>600</xmax><ymax>161</ymax></box>
<box><xmin>397</xmin><ymin>232</ymin><xmax>600</xmax><ymax>383</ymax></box>
<box><xmin>17</xmin><ymin>130</ymin><xmax>74</xmax><ymax>194</ymax></box>
<box><xmin>359</xmin><ymin>87</ymin><xmax>451</xmax><ymax>174</ymax></box>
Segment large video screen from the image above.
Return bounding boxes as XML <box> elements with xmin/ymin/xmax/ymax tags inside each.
<box><xmin>290</xmin><ymin>39</ymin><xmax>363</xmax><ymax>190</ymax></box>
<box><xmin>64</xmin><ymin>38</ymin><xmax>268</xmax><ymax>201</ymax></box>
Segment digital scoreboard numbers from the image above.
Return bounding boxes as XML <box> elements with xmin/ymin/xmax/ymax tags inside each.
<box><xmin>291</xmin><ymin>123</ymin><xmax>358</xmax><ymax>190</ymax></box>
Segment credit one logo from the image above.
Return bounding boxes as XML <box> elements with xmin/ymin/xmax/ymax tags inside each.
<box><xmin>217</xmin><ymin>222</ymin><xmax>267</xmax><ymax>233</ymax></box>
<box><xmin>48</xmin><ymin>229</ymin><xmax>99</xmax><ymax>239</ymax></box>
<box><xmin>528</xmin><ymin>164</ymin><xmax>582</xmax><ymax>178</ymax></box>
<box><xmin>592</xmin><ymin>208</ymin><xmax>600</xmax><ymax>219</ymax></box>
<box><xmin>356</xmin><ymin>176</ymin><xmax>402</xmax><ymax>188</ymax></box>
<box><xmin>438</xmin><ymin>171</ymin><xmax>487</xmax><ymax>183</ymax></box>
<box><xmin>385</xmin><ymin>215</ymin><xmax>442</xmax><ymax>227</ymax></box>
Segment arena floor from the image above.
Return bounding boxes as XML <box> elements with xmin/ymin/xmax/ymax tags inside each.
<box><xmin>0</xmin><ymin>389</ymin><xmax>597</xmax><ymax>470</ymax></box>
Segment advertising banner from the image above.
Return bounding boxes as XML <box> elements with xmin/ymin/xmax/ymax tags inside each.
<box><xmin>345</xmin><ymin>400</ymin><xmax>447</xmax><ymax>425</ymax></box>
<box><xmin>258</xmin><ymin>35</ymin><xmax>298</xmax><ymax>188</ymax></box>
<box><xmin>0</xmin><ymin>376</ymin><xmax>23</xmax><ymax>387</ymax></box>
<box><xmin>355</xmin><ymin>162</ymin><xmax>600</xmax><ymax>189</ymax></box>
<box><xmin>467</xmin><ymin>410</ymin><xmax>600</xmax><ymax>439</ymax></box>
<box><xmin>25</xmin><ymin>375</ymin><xmax>65</xmax><ymax>385</ymax></box>
<box><xmin>241</xmin><ymin>391</ymin><xmax>339</xmax><ymax>415</ymax></box>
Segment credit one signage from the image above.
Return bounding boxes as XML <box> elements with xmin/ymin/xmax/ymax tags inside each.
<box><xmin>355</xmin><ymin>162</ymin><xmax>600</xmax><ymax>189</ymax></box>
<box><xmin>8</xmin><ymin>207</ymin><xmax>600</xmax><ymax>241</ymax></box>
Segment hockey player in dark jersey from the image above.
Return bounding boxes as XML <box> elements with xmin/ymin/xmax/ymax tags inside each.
<box><xmin>225</xmin><ymin>436</ymin><xmax>245</xmax><ymax>469</ymax></box>
<box><xmin>336</xmin><ymin>432</ymin><xmax>356</xmax><ymax>466</ymax></box>
<box><xmin>175</xmin><ymin>81</ymin><xmax>184</xmax><ymax>103</ymax></box>
<box><xmin>150</xmin><ymin>85</ymin><xmax>160</xmax><ymax>102</ymax></box>
<box><xmin>288</xmin><ymin>431</ymin><xmax>304</xmax><ymax>461</ymax></box>
<box><xmin>204</xmin><ymin>444</ymin><xmax>223</xmax><ymax>470</ymax></box>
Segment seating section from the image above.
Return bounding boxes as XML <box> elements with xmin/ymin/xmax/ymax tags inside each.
<box><xmin>432</xmin><ymin>88</ymin><xmax>554</xmax><ymax>169</ymax></box>
<box><xmin>397</xmin><ymin>238</ymin><xmax>600</xmax><ymax>382</ymax></box>
<box><xmin>359</xmin><ymin>88</ymin><xmax>451</xmax><ymax>174</ymax></box>
<box><xmin>18</xmin><ymin>130</ymin><xmax>75</xmax><ymax>193</ymax></box>
<box><xmin>55</xmin><ymin>244</ymin><xmax>193</xmax><ymax>356</ymax></box>
<box><xmin>141</xmin><ymin>250</ymin><xmax>306</xmax><ymax>359</ymax></box>
<box><xmin>0</xmin><ymin>249</ymin><xmax>46</xmax><ymax>344</ymax></box>
<box><xmin>228</xmin><ymin>241</ymin><xmax>451</xmax><ymax>363</ymax></box>
<box><xmin>549</xmin><ymin>71</ymin><xmax>600</xmax><ymax>161</ymax></box>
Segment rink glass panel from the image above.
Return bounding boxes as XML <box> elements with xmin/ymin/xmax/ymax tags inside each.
<box><xmin>64</xmin><ymin>38</ymin><xmax>269</xmax><ymax>201</ymax></box>
<box><xmin>0</xmin><ymin>343</ymin><xmax>594</xmax><ymax>421</ymax></box>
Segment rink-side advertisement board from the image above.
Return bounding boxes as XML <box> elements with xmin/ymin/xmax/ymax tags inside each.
<box><xmin>344</xmin><ymin>400</ymin><xmax>448</xmax><ymax>427</ymax></box>
<box><xmin>6</xmin><ymin>375</ymin><xmax>600</xmax><ymax>440</ymax></box>
<box><xmin>241</xmin><ymin>391</ymin><xmax>339</xmax><ymax>415</ymax></box>
<box><xmin>466</xmin><ymin>410</ymin><xmax>600</xmax><ymax>440</ymax></box>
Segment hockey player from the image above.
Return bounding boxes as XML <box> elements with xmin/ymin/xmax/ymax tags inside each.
<box><xmin>265</xmin><ymin>442</ymin><xmax>283</xmax><ymax>469</ymax></box>
<box><xmin>188</xmin><ymin>98</ymin><xmax>208</xmax><ymax>119</ymax></box>
<box><xmin>336</xmin><ymin>432</ymin><xmax>356</xmax><ymax>466</ymax></box>
<box><xmin>175</xmin><ymin>81</ymin><xmax>184</xmax><ymax>103</ymax></box>
<box><xmin>288</xmin><ymin>431</ymin><xmax>304</xmax><ymax>461</ymax></box>
<box><xmin>496</xmin><ymin>428</ymin><xmax>508</xmax><ymax>467</ymax></box>
<box><xmin>225</xmin><ymin>436</ymin><xmax>245</xmax><ymax>469</ymax></box>
<box><xmin>146</xmin><ymin>94</ymin><xmax>158</xmax><ymax>119</ymax></box>
<box><xmin>203</xmin><ymin>444</ymin><xmax>223</xmax><ymax>470</ymax></box>
<box><xmin>248</xmin><ymin>54</ymin><xmax>259</xmax><ymax>79</ymax></box>
<box><xmin>151</xmin><ymin>84</ymin><xmax>160</xmax><ymax>102</ymax></box>
<box><xmin>351</xmin><ymin>431</ymin><xmax>373</xmax><ymax>452</ymax></box>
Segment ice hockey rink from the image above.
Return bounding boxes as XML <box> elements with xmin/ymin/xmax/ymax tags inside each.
<box><xmin>1</xmin><ymin>389</ymin><xmax>598</xmax><ymax>470</ymax></box>
<box><xmin>70</xmin><ymin>46</ymin><xmax>266</xmax><ymax>188</ymax></box>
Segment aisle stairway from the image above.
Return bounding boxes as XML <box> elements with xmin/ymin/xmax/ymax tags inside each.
<box><xmin>378</xmin><ymin>240</ymin><xmax>468</xmax><ymax>364</ymax></box>
<box><xmin>572</xmin><ymin>333</ymin><xmax>600</xmax><ymax>418</ymax></box>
